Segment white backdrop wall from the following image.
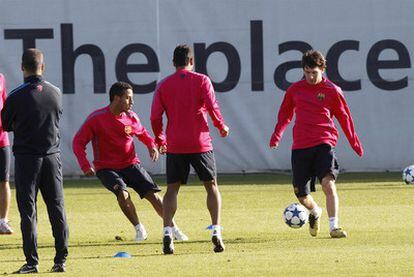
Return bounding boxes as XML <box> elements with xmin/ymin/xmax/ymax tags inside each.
<box><xmin>0</xmin><ymin>0</ymin><xmax>413</xmax><ymax>175</ymax></box>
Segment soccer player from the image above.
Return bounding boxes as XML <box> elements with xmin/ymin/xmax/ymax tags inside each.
<box><xmin>269</xmin><ymin>50</ymin><xmax>363</xmax><ymax>239</ymax></box>
<box><xmin>151</xmin><ymin>44</ymin><xmax>229</xmax><ymax>254</ymax></box>
<box><xmin>72</xmin><ymin>81</ymin><xmax>187</xmax><ymax>242</ymax></box>
<box><xmin>1</xmin><ymin>48</ymin><xmax>69</xmax><ymax>273</ymax></box>
<box><xmin>0</xmin><ymin>73</ymin><xmax>12</xmax><ymax>235</ymax></box>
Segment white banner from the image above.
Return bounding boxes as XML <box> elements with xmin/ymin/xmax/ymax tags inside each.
<box><xmin>0</xmin><ymin>0</ymin><xmax>413</xmax><ymax>175</ymax></box>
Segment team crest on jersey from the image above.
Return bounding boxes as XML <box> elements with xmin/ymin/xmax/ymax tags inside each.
<box><xmin>124</xmin><ymin>125</ymin><xmax>132</xmax><ymax>135</ymax></box>
<box><xmin>317</xmin><ymin>93</ymin><xmax>325</xmax><ymax>101</ymax></box>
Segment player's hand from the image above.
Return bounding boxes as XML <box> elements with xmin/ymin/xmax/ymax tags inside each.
<box><xmin>220</xmin><ymin>125</ymin><xmax>230</xmax><ymax>137</ymax></box>
<box><xmin>270</xmin><ymin>142</ymin><xmax>279</xmax><ymax>149</ymax></box>
<box><xmin>159</xmin><ymin>145</ymin><xmax>167</xmax><ymax>154</ymax></box>
<box><xmin>149</xmin><ymin>147</ymin><xmax>159</xmax><ymax>161</ymax></box>
<box><xmin>85</xmin><ymin>168</ymin><xmax>96</xmax><ymax>177</ymax></box>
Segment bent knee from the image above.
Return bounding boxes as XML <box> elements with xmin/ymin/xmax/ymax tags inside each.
<box><xmin>116</xmin><ymin>189</ymin><xmax>130</xmax><ymax>201</ymax></box>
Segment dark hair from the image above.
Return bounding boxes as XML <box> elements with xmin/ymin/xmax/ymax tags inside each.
<box><xmin>173</xmin><ymin>44</ymin><xmax>193</xmax><ymax>67</ymax></box>
<box><xmin>109</xmin><ymin>81</ymin><xmax>133</xmax><ymax>102</ymax></box>
<box><xmin>302</xmin><ymin>50</ymin><xmax>326</xmax><ymax>69</ymax></box>
<box><xmin>22</xmin><ymin>48</ymin><xmax>43</xmax><ymax>72</ymax></box>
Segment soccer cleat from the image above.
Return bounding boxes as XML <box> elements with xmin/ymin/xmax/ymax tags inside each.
<box><xmin>13</xmin><ymin>264</ymin><xmax>39</xmax><ymax>274</ymax></box>
<box><xmin>163</xmin><ymin>235</ymin><xmax>174</xmax><ymax>255</ymax></box>
<box><xmin>308</xmin><ymin>213</ymin><xmax>321</xmax><ymax>237</ymax></box>
<box><xmin>0</xmin><ymin>221</ymin><xmax>13</xmax><ymax>235</ymax></box>
<box><xmin>212</xmin><ymin>235</ymin><xmax>225</xmax><ymax>253</ymax></box>
<box><xmin>172</xmin><ymin>228</ymin><xmax>189</xmax><ymax>241</ymax></box>
<box><xmin>135</xmin><ymin>227</ymin><xmax>148</xmax><ymax>241</ymax></box>
<box><xmin>51</xmin><ymin>263</ymin><xmax>66</xmax><ymax>273</ymax></box>
<box><xmin>330</xmin><ymin>228</ymin><xmax>348</xmax><ymax>238</ymax></box>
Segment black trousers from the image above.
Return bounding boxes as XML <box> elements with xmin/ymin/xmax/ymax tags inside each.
<box><xmin>14</xmin><ymin>153</ymin><xmax>69</xmax><ymax>266</ymax></box>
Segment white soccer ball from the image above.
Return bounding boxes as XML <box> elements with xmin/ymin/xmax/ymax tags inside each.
<box><xmin>402</xmin><ymin>165</ymin><xmax>414</xmax><ymax>184</ymax></box>
<box><xmin>283</xmin><ymin>203</ymin><xmax>309</xmax><ymax>228</ymax></box>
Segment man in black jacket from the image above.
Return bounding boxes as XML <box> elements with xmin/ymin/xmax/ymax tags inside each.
<box><xmin>1</xmin><ymin>48</ymin><xmax>69</xmax><ymax>274</ymax></box>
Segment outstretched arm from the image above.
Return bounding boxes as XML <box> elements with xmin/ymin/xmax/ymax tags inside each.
<box><xmin>150</xmin><ymin>87</ymin><xmax>167</xmax><ymax>149</ymax></box>
<box><xmin>269</xmin><ymin>90</ymin><xmax>295</xmax><ymax>148</ymax></box>
<box><xmin>135</xmin><ymin>122</ymin><xmax>159</xmax><ymax>161</ymax></box>
<box><xmin>1</xmin><ymin>92</ymin><xmax>15</xmax><ymax>132</ymax></box>
<box><xmin>332</xmin><ymin>90</ymin><xmax>363</xmax><ymax>156</ymax></box>
<box><xmin>201</xmin><ymin>77</ymin><xmax>228</xmax><ymax>136</ymax></box>
<box><xmin>72</xmin><ymin>121</ymin><xmax>94</xmax><ymax>174</ymax></box>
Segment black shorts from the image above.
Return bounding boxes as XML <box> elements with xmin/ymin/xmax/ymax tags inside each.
<box><xmin>96</xmin><ymin>163</ymin><xmax>161</xmax><ymax>199</ymax></box>
<box><xmin>166</xmin><ymin>151</ymin><xmax>217</xmax><ymax>184</ymax></box>
<box><xmin>291</xmin><ymin>144</ymin><xmax>339</xmax><ymax>197</ymax></box>
<box><xmin>0</xmin><ymin>146</ymin><xmax>10</xmax><ymax>182</ymax></box>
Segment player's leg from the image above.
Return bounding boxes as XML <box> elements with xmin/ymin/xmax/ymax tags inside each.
<box><xmin>0</xmin><ymin>146</ymin><xmax>12</xmax><ymax>234</ymax></box>
<box><xmin>14</xmin><ymin>154</ymin><xmax>42</xmax><ymax>270</ymax></box>
<box><xmin>38</xmin><ymin>153</ymin><xmax>69</xmax><ymax>272</ymax></box>
<box><xmin>321</xmin><ymin>175</ymin><xmax>346</xmax><ymax>238</ymax></box>
<box><xmin>162</xmin><ymin>153</ymin><xmax>189</xmax><ymax>254</ymax></box>
<box><xmin>96</xmin><ymin>169</ymin><xmax>145</xmax><ymax>240</ymax></box>
<box><xmin>292</xmin><ymin>147</ymin><xmax>322</xmax><ymax>237</ymax></box>
<box><xmin>315</xmin><ymin>144</ymin><xmax>346</xmax><ymax>238</ymax></box>
<box><xmin>142</xmin><ymin>189</ymin><xmax>189</xmax><ymax>241</ymax></box>
<box><xmin>192</xmin><ymin>151</ymin><xmax>224</xmax><ymax>252</ymax></box>
<box><xmin>123</xmin><ymin>163</ymin><xmax>187</xmax><ymax>241</ymax></box>
<box><xmin>0</xmin><ymin>181</ymin><xmax>12</xmax><ymax>234</ymax></box>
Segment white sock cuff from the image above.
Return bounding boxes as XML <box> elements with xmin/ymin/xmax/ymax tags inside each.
<box><xmin>310</xmin><ymin>207</ymin><xmax>322</xmax><ymax>217</ymax></box>
<box><xmin>329</xmin><ymin>217</ymin><xmax>339</xmax><ymax>231</ymax></box>
<box><xmin>135</xmin><ymin>223</ymin><xmax>144</xmax><ymax>230</ymax></box>
<box><xmin>212</xmin><ymin>225</ymin><xmax>222</xmax><ymax>236</ymax></box>
<box><xmin>0</xmin><ymin>218</ymin><xmax>5</xmax><ymax>224</ymax></box>
<box><xmin>163</xmin><ymin>226</ymin><xmax>173</xmax><ymax>236</ymax></box>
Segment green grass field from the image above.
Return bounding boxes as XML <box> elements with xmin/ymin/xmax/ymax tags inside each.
<box><xmin>1</xmin><ymin>173</ymin><xmax>413</xmax><ymax>276</ymax></box>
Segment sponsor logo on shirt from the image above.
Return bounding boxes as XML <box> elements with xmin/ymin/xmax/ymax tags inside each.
<box><xmin>317</xmin><ymin>93</ymin><xmax>325</xmax><ymax>101</ymax></box>
<box><xmin>124</xmin><ymin>125</ymin><xmax>132</xmax><ymax>135</ymax></box>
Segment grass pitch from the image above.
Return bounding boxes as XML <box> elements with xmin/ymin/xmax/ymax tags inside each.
<box><xmin>1</xmin><ymin>173</ymin><xmax>413</xmax><ymax>276</ymax></box>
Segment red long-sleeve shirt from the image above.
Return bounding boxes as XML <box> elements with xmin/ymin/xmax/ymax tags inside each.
<box><xmin>0</xmin><ymin>74</ymin><xmax>10</xmax><ymax>148</ymax></box>
<box><xmin>270</xmin><ymin>78</ymin><xmax>363</xmax><ymax>156</ymax></box>
<box><xmin>151</xmin><ymin>69</ymin><xmax>226</xmax><ymax>153</ymax></box>
<box><xmin>72</xmin><ymin>106</ymin><xmax>156</xmax><ymax>173</ymax></box>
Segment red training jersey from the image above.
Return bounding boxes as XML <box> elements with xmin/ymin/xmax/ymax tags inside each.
<box><xmin>0</xmin><ymin>74</ymin><xmax>10</xmax><ymax>148</ymax></box>
<box><xmin>151</xmin><ymin>69</ymin><xmax>226</xmax><ymax>153</ymax></box>
<box><xmin>270</xmin><ymin>78</ymin><xmax>363</xmax><ymax>156</ymax></box>
<box><xmin>72</xmin><ymin>106</ymin><xmax>156</xmax><ymax>173</ymax></box>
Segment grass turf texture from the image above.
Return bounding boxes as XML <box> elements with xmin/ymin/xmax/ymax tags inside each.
<box><xmin>1</xmin><ymin>172</ymin><xmax>413</xmax><ymax>276</ymax></box>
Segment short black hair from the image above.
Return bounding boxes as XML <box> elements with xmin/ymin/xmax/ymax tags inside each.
<box><xmin>173</xmin><ymin>44</ymin><xmax>193</xmax><ymax>67</ymax></box>
<box><xmin>109</xmin><ymin>81</ymin><xmax>133</xmax><ymax>102</ymax></box>
<box><xmin>302</xmin><ymin>50</ymin><xmax>326</xmax><ymax>69</ymax></box>
<box><xmin>22</xmin><ymin>48</ymin><xmax>43</xmax><ymax>73</ymax></box>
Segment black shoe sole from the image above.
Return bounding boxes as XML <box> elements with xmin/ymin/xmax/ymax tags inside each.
<box><xmin>212</xmin><ymin>236</ymin><xmax>225</xmax><ymax>253</ymax></box>
<box><xmin>163</xmin><ymin>236</ymin><xmax>174</xmax><ymax>255</ymax></box>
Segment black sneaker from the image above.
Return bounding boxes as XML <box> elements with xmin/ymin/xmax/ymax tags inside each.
<box><xmin>51</xmin><ymin>263</ymin><xmax>66</xmax><ymax>273</ymax></box>
<box><xmin>163</xmin><ymin>235</ymin><xmax>174</xmax><ymax>255</ymax></box>
<box><xmin>13</xmin><ymin>264</ymin><xmax>38</xmax><ymax>274</ymax></box>
<box><xmin>212</xmin><ymin>235</ymin><xmax>225</xmax><ymax>253</ymax></box>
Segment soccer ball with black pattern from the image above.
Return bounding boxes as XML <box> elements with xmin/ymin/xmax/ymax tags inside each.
<box><xmin>402</xmin><ymin>165</ymin><xmax>414</xmax><ymax>184</ymax></box>
<box><xmin>283</xmin><ymin>203</ymin><xmax>309</xmax><ymax>228</ymax></box>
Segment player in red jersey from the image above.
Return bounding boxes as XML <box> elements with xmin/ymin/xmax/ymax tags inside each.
<box><xmin>73</xmin><ymin>82</ymin><xmax>187</xmax><ymax>242</ymax></box>
<box><xmin>151</xmin><ymin>45</ymin><xmax>229</xmax><ymax>254</ymax></box>
<box><xmin>0</xmin><ymin>73</ymin><xmax>12</xmax><ymax>235</ymax></box>
<box><xmin>270</xmin><ymin>50</ymin><xmax>363</xmax><ymax>238</ymax></box>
